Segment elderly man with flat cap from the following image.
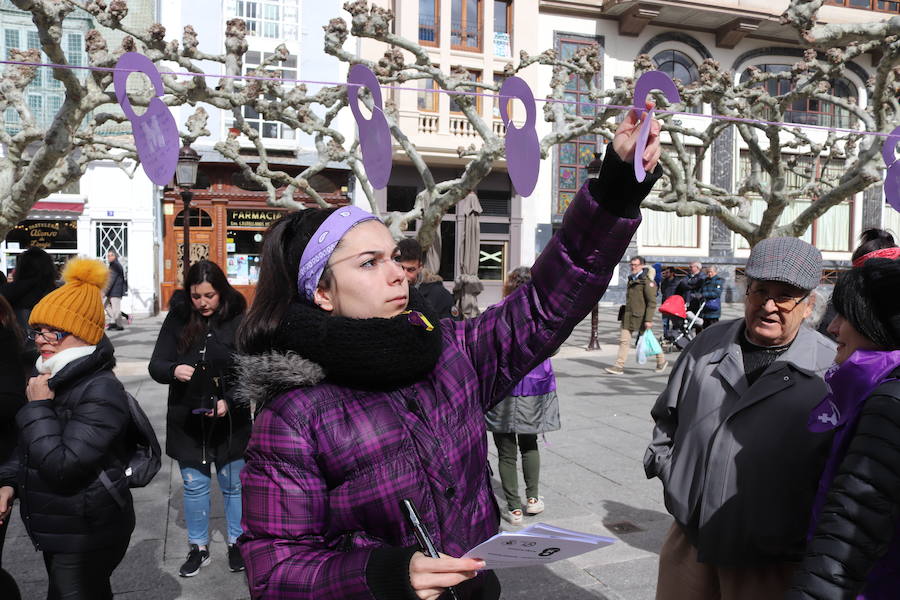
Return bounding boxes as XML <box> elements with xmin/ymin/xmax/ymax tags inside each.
<box><xmin>644</xmin><ymin>237</ymin><xmax>836</xmax><ymax>600</ymax></box>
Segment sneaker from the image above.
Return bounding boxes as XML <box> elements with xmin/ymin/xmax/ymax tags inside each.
<box><xmin>525</xmin><ymin>497</ymin><xmax>545</xmax><ymax>515</ymax></box>
<box><xmin>604</xmin><ymin>366</ymin><xmax>624</xmax><ymax>375</ymax></box>
<box><xmin>501</xmin><ymin>509</ymin><xmax>524</xmax><ymax>525</ymax></box>
<box><xmin>179</xmin><ymin>544</ymin><xmax>210</xmax><ymax>577</ymax></box>
<box><xmin>227</xmin><ymin>544</ymin><xmax>245</xmax><ymax>572</ymax></box>
<box><xmin>654</xmin><ymin>360</ymin><xmax>669</xmax><ymax>373</ymax></box>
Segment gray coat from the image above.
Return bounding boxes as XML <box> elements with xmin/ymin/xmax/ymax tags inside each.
<box><xmin>644</xmin><ymin>318</ymin><xmax>836</xmax><ymax>566</ymax></box>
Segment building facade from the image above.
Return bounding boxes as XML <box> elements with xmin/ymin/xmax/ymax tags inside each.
<box><xmin>0</xmin><ymin>0</ymin><xmax>159</xmax><ymax>316</ymax></box>
<box><xmin>365</xmin><ymin>0</ymin><xmax>898</xmax><ymax>305</ymax></box>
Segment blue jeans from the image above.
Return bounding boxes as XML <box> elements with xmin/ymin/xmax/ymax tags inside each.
<box><xmin>179</xmin><ymin>459</ymin><xmax>244</xmax><ymax>545</ymax></box>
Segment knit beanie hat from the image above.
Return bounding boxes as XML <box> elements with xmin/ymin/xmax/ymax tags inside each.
<box><xmin>30</xmin><ymin>257</ymin><xmax>109</xmax><ymax>345</ymax></box>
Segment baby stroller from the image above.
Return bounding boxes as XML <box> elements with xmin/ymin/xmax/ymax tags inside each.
<box><xmin>659</xmin><ymin>295</ymin><xmax>705</xmax><ymax>351</ymax></box>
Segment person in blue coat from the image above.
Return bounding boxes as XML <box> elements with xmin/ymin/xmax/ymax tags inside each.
<box><xmin>700</xmin><ymin>265</ymin><xmax>724</xmax><ymax>329</ymax></box>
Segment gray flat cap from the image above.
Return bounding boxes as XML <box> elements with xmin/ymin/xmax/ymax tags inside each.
<box><xmin>745</xmin><ymin>237</ymin><xmax>822</xmax><ymax>290</ymax></box>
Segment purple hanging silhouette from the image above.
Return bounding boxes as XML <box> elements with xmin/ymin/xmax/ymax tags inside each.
<box><xmin>114</xmin><ymin>53</ymin><xmax>180</xmax><ymax>186</ymax></box>
<box><xmin>632</xmin><ymin>71</ymin><xmax>681</xmax><ymax>183</ymax></box>
<box><xmin>347</xmin><ymin>64</ymin><xmax>392</xmax><ymax>190</ymax></box>
<box><xmin>882</xmin><ymin>126</ymin><xmax>900</xmax><ymax>212</ymax></box>
<box><xmin>499</xmin><ymin>76</ymin><xmax>540</xmax><ymax>197</ymax></box>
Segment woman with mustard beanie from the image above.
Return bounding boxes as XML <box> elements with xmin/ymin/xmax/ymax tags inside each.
<box><xmin>0</xmin><ymin>257</ymin><xmax>134</xmax><ymax>599</ymax></box>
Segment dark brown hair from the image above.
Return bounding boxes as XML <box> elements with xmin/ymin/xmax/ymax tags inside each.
<box><xmin>0</xmin><ymin>294</ymin><xmax>21</xmax><ymax>347</ymax></box>
<box><xmin>237</xmin><ymin>207</ymin><xmax>339</xmax><ymax>355</ymax></box>
<box><xmin>178</xmin><ymin>260</ymin><xmax>247</xmax><ymax>354</ymax></box>
<box><xmin>503</xmin><ymin>266</ymin><xmax>532</xmax><ymax>298</ymax></box>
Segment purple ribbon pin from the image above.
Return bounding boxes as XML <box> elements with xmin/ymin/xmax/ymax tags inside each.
<box><xmin>881</xmin><ymin>125</ymin><xmax>900</xmax><ymax>213</ymax></box>
<box><xmin>348</xmin><ymin>64</ymin><xmax>392</xmax><ymax>190</ymax></box>
<box><xmin>499</xmin><ymin>77</ymin><xmax>540</xmax><ymax>197</ymax></box>
<box><xmin>632</xmin><ymin>71</ymin><xmax>681</xmax><ymax>183</ymax></box>
<box><xmin>114</xmin><ymin>53</ymin><xmax>180</xmax><ymax>186</ymax></box>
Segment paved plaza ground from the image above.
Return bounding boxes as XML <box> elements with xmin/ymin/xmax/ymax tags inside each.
<box><xmin>2</xmin><ymin>304</ymin><xmax>744</xmax><ymax>599</ymax></box>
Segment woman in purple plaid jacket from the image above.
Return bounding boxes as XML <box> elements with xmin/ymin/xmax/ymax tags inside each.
<box><xmin>232</xmin><ymin>111</ymin><xmax>662</xmax><ymax>600</ymax></box>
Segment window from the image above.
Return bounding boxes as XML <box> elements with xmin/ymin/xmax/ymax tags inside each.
<box><xmin>419</xmin><ymin>0</ymin><xmax>439</xmax><ymax>46</ymax></box>
<box><xmin>174</xmin><ymin>208</ymin><xmax>213</xmax><ymax>227</ymax></box>
<box><xmin>553</xmin><ymin>36</ymin><xmax>603</xmax><ymax>219</ymax></box>
<box><xmin>418</xmin><ymin>78</ymin><xmax>438</xmax><ymax>112</ymax></box>
<box><xmin>227</xmin><ymin>50</ymin><xmax>298</xmax><ymax>139</ymax></box>
<box><xmin>478</xmin><ymin>241</ymin><xmax>506</xmax><ymax>280</ymax></box>
<box><xmin>825</xmin><ymin>0</ymin><xmax>900</xmax><ymax>12</ymax></box>
<box><xmin>451</xmin><ymin>0</ymin><xmax>482</xmax><ymax>51</ymax></box>
<box><xmin>653</xmin><ymin>49</ymin><xmax>701</xmax><ymax>113</ymax></box>
<box><xmin>493</xmin><ymin>0</ymin><xmax>511</xmax><ymax>57</ymax></box>
<box><xmin>884</xmin><ymin>204</ymin><xmax>900</xmax><ymax>238</ymax></box>
<box><xmin>95</xmin><ymin>222</ymin><xmax>128</xmax><ymax>271</ymax></box>
<box><xmin>641</xmin><ymin>146</ymin><xmax>702</xmax><ymax>248</ymax></box>
<box><xmin>737</xmin><ymin>152</ymin><xmax>853</xmax><ymax>251</ymax></box>
<box><xmin>450</xmin><ymin>69</ymin><xmax>482</xmax><ymax>114</ymax></box>
<box><xmin>227</xmin><ymin>0</ymin><xmax>300</xmax><ymax>39</ymax></box>
<box><xmin>740</xmin><ymin>65</ymin><xmax>858</xmax><ymax>128</ymax></box>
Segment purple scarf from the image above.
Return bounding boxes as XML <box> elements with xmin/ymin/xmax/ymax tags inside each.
<box><xmin>807</xmin><ymin>349</ymin><xmax>900</xmax><ymax>600</ymax></box>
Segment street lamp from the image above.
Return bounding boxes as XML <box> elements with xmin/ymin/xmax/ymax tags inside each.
<box><xmin>585</xmin><ymin>151</ymin><xmax>604</xmax><ymax>351</ymax></box>
<box><xmin>176</xmin><ymin>142</ymin><xmax>200</xmax><ymax>288</ymax></box>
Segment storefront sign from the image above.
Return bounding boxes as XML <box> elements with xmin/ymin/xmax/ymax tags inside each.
<box><xmin>227</xmin><ymin>209</ymin><xmax>283</xmax><ymax>228</ymax></box>
<box><xmin>5</xmin><ymin>220</ymin><xmax>77</xmax><ymax>250</ymax></box>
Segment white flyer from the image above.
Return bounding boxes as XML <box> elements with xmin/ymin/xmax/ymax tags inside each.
<box><xmin>462</xmin><ymin>523</ymin><xmax>616</xmax><ymax>569</ymax></box>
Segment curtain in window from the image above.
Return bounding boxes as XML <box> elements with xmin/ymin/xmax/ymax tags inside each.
<box><xmin>884</xmin><ymin>204</ymin><xmax>900</xmax><ymax>238</ymax></box>
<box><xmin>640</xmin><ymin>207</ymin><xmax>699</xmax><ymax>247</ymax></box>
<box><xmin>816</xmin><ymin>203</ymin><xmax>851</xmax><ymax>251</ymax></box>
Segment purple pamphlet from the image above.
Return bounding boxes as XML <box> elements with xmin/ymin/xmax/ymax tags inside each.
<box><xmin>114</xmin><ymin>53</ymin><xmax>180</xmax><ymax>186</ymax></box>
<box><xmin>500</xmin><ymin>77</ymin><xmax>540</xmax><ymax>197</ymax></box>
<box><xmin>882</xmin><ymin>126</ymin><xmax>900</xmax><ymax>212</ymax></box>
<box><xmin>348</xmin><ymin>64</ymin><xmax>392</xmax><ymax>190</ymax></box>
<box><xmin>632</xmin><ymin>71</ymin><xmax>680</xmax><ymax>183</ymax></box>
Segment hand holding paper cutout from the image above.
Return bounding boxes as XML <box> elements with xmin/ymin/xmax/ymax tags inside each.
<box><xmin>348</xmin><ymin>64</ymin><xmax>392</xmax><ymax>190</ymax></box>
<box><xmin>114</xmin><ymin>53</ymin><xmax>179</xmax><ymax>186</ymax></box>
<box><xmin>623</xmin><ymin>71</ymin><xmax>680</xmax><ymax>182</ymax></box>
<box><xmin>882</xmin><ymin>126</ymin><xmax>900</xmax><ymax>212</ymax></box>
<box><xmin>499</xmin><ymin>77</ymin><xmax>540</xmax><ymax>197</ymax></box>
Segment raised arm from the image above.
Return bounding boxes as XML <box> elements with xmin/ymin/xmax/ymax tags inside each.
<box><xmin>455</xmin><ymin>111</ymin><xmax>663</xmax><ymax>409</ymax></box>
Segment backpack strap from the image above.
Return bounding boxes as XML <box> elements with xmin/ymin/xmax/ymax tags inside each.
<box><xmin>97</xmin><ymin>469</ymin><xmax>127</xmax><ymax>510</ymax></box>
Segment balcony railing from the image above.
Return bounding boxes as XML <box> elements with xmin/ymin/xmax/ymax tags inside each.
<box><xmin>418</xmin><ymin>16</ymin><xmax>439</xmax><ymax>46</ymax></box>
<box><xmin>449</xmin><ymin>116</ymin><xmax>479</xmax><ymax>136</ymax></box>
<box><xmin>418</xmin><ymin>114</ymin><xmax>439</xmax><ymax>134</ymax></box>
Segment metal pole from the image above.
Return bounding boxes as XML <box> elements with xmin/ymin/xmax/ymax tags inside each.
<box><xmin>586</xmin><ymin>303</ymin><xmax>602</xmax><ymax>350</ymax></box>
<box><xmin>181</xmin><ymin>188</ymin><xmax>193</xmax><ymax>289</ymax></box>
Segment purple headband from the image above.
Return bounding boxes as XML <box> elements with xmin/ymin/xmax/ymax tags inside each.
<box><xmin>296</xmin><ymin>206</ymin><xmax>380</xmax><ymax>301</ymax></box>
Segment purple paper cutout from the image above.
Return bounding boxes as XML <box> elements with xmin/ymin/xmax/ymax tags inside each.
<box><xmin>881</xmin><ymin>126</ymin><xmax>900</xmax><ymax>213</ymax></box>
<box><xmin>499</xmin><ymin>77</ymin><xmax>540</xmax><ymax>197</ymax></box>
<box><xmin>348</xmin><ymin>65</ymin><xmax>392</xmax><ymax>190</ymax></box>
<box><xmin>632</xmin><ymin>71</ymin><xmax>681</xmax><ymax>183</ymax></box>
<box><xmin>113</xmin><ymin>53</ymin><xmax>180</xmax><ymax>186</ymax></box>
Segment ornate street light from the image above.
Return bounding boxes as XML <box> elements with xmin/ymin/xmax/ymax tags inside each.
<box><xmin>176</xmin><ymin>142</ymin><xmax>200</xmax><ymax>288</ymax></box>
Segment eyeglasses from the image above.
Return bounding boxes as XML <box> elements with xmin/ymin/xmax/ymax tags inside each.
<box><xmin>27</xmin><ymin>329</ymin><xmax>71</xmax><ymax>343</ymax></box>
<box><xmin>745</xmin><ymin>288</ymin><xmax>809</xmax><ymax>312</ymax></box>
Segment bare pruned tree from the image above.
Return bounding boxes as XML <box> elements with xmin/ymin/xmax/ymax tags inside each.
<box><xmin>1</xmin><ymin>0</ymin><xmax>897</xmax><ymax>248</ymax></box>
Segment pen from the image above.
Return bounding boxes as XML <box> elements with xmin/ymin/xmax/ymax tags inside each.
<box><xmin>401</xmin><ymin>498</ymin><xmax>461</xmax><ymax>600</ymax></box>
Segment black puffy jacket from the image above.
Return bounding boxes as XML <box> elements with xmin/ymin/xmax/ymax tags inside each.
<box><xmin>148</xmin><ymin>301</ymin><xmax>250</xmax><ymax>467</ymax></box>
<box><xmin>0</xmin><ymin>326</ymin><xmax>26</xmax><ymax>488</ymax></box>
<box><xmin>13</xmin><ymin>337</ymin><xmax>134</xmax><ymax>553</ymax></box>
<box><xmin>787</xmin><ymin>367</ymin><xmax>900</xmax><ymax>600</ymax></box>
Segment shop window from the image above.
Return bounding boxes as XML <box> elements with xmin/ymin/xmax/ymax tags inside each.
<box><xmin>478</xmin><ymin>241</ymin><xmax>506</xmax><ymax>280</ymax></box>
<box><xmin>226</xmin><ymin>230</ymin><xmax>264</xmax><ymax>285</ymax></box>
<box><xmin>478</xmin><ymin>190</ymin><xmax>510</xmax><ymax>216</ymax></box>
<box><xmin>437</xmin><ymin>220</ymin><xmax>457</xmax><ymax>282</ymax></box>
<box><xmin>451</xmin><ymin>0</ymin><xmax>482</xmax><ymax>51</ymax></box>
<box><xmin>419</xmin><ymin>0</ymin><xmax>439</xmax><ymax>46</ymax></box>
<box><xmin>387</xmin><ymin>185</ymin><xmax>418</xmax><ymax>213</ymax></box>
<box><xmin>174</xmin><ymin>208</ymin><xmax>213</xmax><ymax>227</ymax></box>
<box><xmin>737</xmin><ymin>152</ymin><xmax>852</xmax><ymax>251</ymax></box>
